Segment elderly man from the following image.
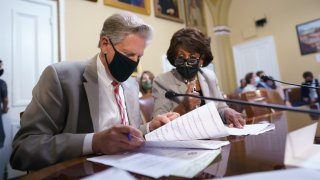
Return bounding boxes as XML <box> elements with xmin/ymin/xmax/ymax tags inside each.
<box><xmin>10</xmin><ymin>12</ymin><xmax>178</xmax><ymax>171</ymax></box>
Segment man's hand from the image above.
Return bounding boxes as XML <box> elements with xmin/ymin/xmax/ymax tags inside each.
<box><xmin>224</xmin><ymin>108</ymin><xmax>246</xmax><ymax>128</ymax></box>
<box><xmin>149</xmin><ymin>112</ymin><xmax>180</xmax><ymax>132</ymax></box>
<box><xmin>92</xmin><ymin>124</ymin><xmax>144</xmax><ymax>155</ymax></box>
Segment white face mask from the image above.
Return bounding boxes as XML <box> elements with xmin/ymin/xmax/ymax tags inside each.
<box><xmin>255</xmin><ymin>76</ymin><xmax>260</xmax><ymax>84</ymax></box>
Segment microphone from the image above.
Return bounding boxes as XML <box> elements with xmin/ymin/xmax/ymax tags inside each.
<box><xmin>260</xmin><ymin>75</ymin><xmax>319</xmax><ymax>90</ymax></box>
<box><xmin>165</xmin><ymin>90</ymin><xmax>320</xmax><ymax>115</ymax></box>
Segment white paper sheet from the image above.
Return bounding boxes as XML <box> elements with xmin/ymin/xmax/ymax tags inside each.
<box><xmin>145</xmin><ymin>102</ymin><xmax>228</xmax><ymax>141</ymax></box>
<box><xmin>145</xmin><ymin>140</ymin><xmax>230</xmax><ymax>150</ymax></box>
<box><xmin>216</xmin><ymin>168</ymin><xmax>320</xmax><ymax>180</ymax></box>
<box><xmin>88</xmin><ymin>148</ymin><xmax>220</xmax><ymax>178</ymax></box>
<box><xmin>284</xmin><ymin>122</ymin><xmax>320</xmax><ymax>170</ymax></box>
<box><xmin>145</xmin><ymin>102</ymin><xmax>276</xmax><ymax>142</ymax></box>
<box><xmin>226</xmin><ymin>123</ymin><xmax>275</xmax><ymax>136</ymax></box>
<box><xmin>82</xmin><ymin>167</ymin><xmax>136</xmax><ymax>180</ymax></box>
<box><xmin>171</xmin><ymin>148</ymin><xmax>221</xmax><ymax>178</ymax></box>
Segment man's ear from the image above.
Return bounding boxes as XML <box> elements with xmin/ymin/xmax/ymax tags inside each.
<box><xmin>100</xmin><ymin>36</ymin><xmax>110</xmax><ymax>47</ymax></box>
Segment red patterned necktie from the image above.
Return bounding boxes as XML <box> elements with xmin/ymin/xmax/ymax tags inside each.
<box><xmin>111</xmin><ymin>81</ymin><xmax>126</xmax><ymax>125</ymax></box>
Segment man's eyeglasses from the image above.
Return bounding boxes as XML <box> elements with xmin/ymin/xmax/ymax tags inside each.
<box><xmin>174</xmin><ymin>58</ymin><xmax>199</xmax><ymax>66</ymax></box>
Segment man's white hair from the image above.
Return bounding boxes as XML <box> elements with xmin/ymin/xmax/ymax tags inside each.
<box><xmin>99</xmin><ymin>12</ymin><xmax>153</xmax><ymax>46</ymax></box>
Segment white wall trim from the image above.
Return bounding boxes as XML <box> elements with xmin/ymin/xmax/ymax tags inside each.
<box><xmin>58</xmin><ymin>0</ymin><xmax>65</xmax><ymax>61</ymax></box>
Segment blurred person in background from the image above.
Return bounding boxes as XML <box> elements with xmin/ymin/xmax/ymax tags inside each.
<box><xmin>242</xmin><ymin>72</ymin><xmax>257</xmax><ymax>93</ymax></box>
<box><xmin>139</xmin><ymin>71</ymin><xmax>155</xmax><ymax>123</ymax></box>
<box><xmin>301</xmin><ymin>71</ymin><xmax>319</xmax><ymax>107</ymax></box>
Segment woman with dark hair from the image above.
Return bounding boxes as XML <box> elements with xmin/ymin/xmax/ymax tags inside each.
<box><xmin>152</xmin><ymin>27</ymin><xmax>245</xmax><ymax>128</ymax></box>
<box><xmin>242</xmin><ymin>72</ymin><xmax>257</xmax><ymax>92</ymax></box>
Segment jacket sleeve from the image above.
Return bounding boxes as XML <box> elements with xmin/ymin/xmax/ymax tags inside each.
<box><xmin>201</xmin><ymin>70</ymin><xmax>229</xmax><ymax>122</ymax></box>
<box><xmin>151</xmin><ymin>77</ymin><xmax>176</xmax><ymax>118</ymax></box>
<box><xmin>10</xmin><ymin>65</ymin><xmax>86</xmax><ymax>171</ymax></box>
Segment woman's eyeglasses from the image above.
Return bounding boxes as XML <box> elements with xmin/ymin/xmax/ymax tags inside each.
<box><xmin>174</xmin><ymin>57</ymin><xmax>199</xmax><ymax>66</ymax></box>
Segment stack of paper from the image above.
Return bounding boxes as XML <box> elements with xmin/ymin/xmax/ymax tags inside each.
<box><xmin>88</xmin><ymin>148</ymin><xmax>221</xmax><ymax>178</ymax></box>
<box><xmin>145</xmin><ymin>140</ymin><xmax>230</xmax><ymax>149</ymax></box>
<box><xmin>226</xmin><ymin>123</ymin><xmax>275</xmax><ymax>136</ymax></box>
<box><xmin>145</xmin><ymin>102</ymin><xmax>275</xmax><ymax>142</ymax></box>
<box><xmin>82</xmin><ymin>167</ymin><xmax>136</xmax><ymax>180</ymax></box>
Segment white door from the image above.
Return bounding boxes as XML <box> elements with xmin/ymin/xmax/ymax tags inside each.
<box><xmin>232</xmin><ymin>36</ymin><xmax>281</xmax><ymax>86</ymax></box>
<box><xmin>0</xmin><ymin>0</ymin><xmax>59</xmax><ymax>177</ymax></box>
<box><xmin>0</xmin><ymin>0</ymin><xmax>58</xmax><ymax>125</ymax></box>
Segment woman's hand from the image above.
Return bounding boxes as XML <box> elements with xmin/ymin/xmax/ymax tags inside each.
<box><xmin>224</xmin><ymin>108</ymin><xmax>246</xmax><ymax>128</ymax></box>
<box><xmin>149</xmin><ymin>112</ymin><xmax>180</xmax><ymax>132</ymax></box>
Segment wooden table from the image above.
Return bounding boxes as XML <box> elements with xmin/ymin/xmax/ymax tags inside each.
<box><xmin>21</xmin><ymin>110</ymin><xmax>320</xmax><ymax>179</ymax></box>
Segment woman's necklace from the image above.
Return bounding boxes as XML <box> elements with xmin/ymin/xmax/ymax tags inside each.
<box><xmin>183</xmin><ymin>76</ymin><xmax>200</xmax><ymax>93</ymax></box>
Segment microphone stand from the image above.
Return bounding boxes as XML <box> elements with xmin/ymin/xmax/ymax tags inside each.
<box><xmin>169</xmin><ymin>92</ymin><xmax>320</xmax><ymax>115</ymax></box>
<box><xmin>261</xmin><ymin>75</ymin><xmax>320</xmax><ymax>90</ymax></box>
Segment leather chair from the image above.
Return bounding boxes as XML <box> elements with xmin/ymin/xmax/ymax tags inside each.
<box><xmin>284</xmin><ymin>87</ymin><xmax>306</xmax><ymax>106</ymax></box>
<box><xmin>266</xmin><ymin>89</ymin><xmax>285</xmax><ymax>106</ymax></box>
<box><xmin>226</xmin><ymin>93</ymin><xmax>244</xmax><ymax>113</ymax></box>
<box><xmin>139</xmin><ymin>96</ymin><xmax>154</xmax><ymax>123</ymax></box>
<box><xmin>240</xmin><ymin>89</ymin><xmax>274</xmax><ymax>118</ymax></box>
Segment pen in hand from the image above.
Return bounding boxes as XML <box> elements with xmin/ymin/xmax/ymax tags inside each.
<box><xmin>127</xmin><ymin>133</ymin><xmax>145</xmax><ymax>141</ymax></box>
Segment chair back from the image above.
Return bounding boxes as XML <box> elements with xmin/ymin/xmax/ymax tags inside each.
<box><xmin>284</xmin><ymin>87</ymin><xmax>305</xmax><ymax>106</ymax></box>
<box><xmin>267</xmin><ymin>89</ymin><xmax>285</xmax><ymax>103</ymax></box>
<box><xmin>226</xmin><ymin>93</ymin><xmax>244</xmax><ymax>113</ymax></box>
<box><xmin>139</xmin><ymin>96</ymin><xmax>154</xmax><ymax>123</ymax></box>
<box><xmin>240</xmin><ymin>89</ymin><xmax>273</xmax><ymax>118</ymax></box>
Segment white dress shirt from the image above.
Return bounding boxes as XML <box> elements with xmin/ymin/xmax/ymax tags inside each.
<box><xmin>82</xmin><ymin>56</ymin><xmax>129</xmax><ymax>155</ymax></box>
<box><xmin>242</xmin><ymin>84</ymin><xmax>257</xmax><ymax>93</ymax></box>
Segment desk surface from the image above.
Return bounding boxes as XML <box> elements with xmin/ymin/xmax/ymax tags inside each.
<box><xmin>22</xmin><ymin>110</ymin><xmax>320</xmax><ymax>179</ymax></box>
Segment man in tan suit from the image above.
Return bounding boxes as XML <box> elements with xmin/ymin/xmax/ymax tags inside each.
<box><xmin>10</xmin><ymin>12</ymin><xmax>178</xmax><ymax>171</ymax></box>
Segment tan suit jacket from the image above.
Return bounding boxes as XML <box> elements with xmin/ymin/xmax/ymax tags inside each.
<box><xmin>152</xmin><ymin>68</ymin><xmax>229</xmax><ymax>121</ymax></box>
<box><xmin>10</xmin><ymin>55</ymin><xmax>146</xmax><ymax>170</ymax></box>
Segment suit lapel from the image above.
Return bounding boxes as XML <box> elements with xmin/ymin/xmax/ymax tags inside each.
<box><xmin>198</xmin><ymin>69</ymin><xmax>212</xmax><ymax>104</ymax></box>
<box><xmin>83</xmin><ymin>55</ymin><xmax>99</xmax><ymax>132</ymax></box>
<box><xmin>172</xmin><ymin>70</ymin><xmax>186</xmax><ymax>104</ymax></box>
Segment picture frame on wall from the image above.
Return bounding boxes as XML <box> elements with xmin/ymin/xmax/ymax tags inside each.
<box><xmin>296</xmin><ymin>18</ymin><xmax>320</xmax><ymax>55</ymax></box>
<box><xmin>154</xmin><ymin>0</ymin><xmax>185</xmax><ymax>23</ymax></box>
<box><xmin>184</xmin><ymin>0</ymin><xmax>207</xmax><ymax>34</ymax></box>
<box><xmin>104</xmin><ymin>0</ymin><xmax>151</xmax><ymax>15</ymax></box>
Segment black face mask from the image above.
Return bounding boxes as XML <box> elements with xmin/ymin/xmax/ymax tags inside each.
<box><xmin>0</xmin><ymin>69</ymin><xmax>3</xmax><ymax>77</ymax></box>
<box><xmin>176</xmin><ymin>60</ymin><xmax>199</xmax><ymax>79</ymax></box>
<box><xmin>104</xmin><ymin>40</ymin><xmax>139</xmax><ymax>82</ymax></box>
<box><xmin>306</xmin><ymin>80</ymin><xmax>313</xmax><ymax>83</ymax></box>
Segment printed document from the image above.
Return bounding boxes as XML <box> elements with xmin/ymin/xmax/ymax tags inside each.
<box><xmin>145</xmin><ymin>140</ymin><xmax>230</xmax><ymax>149</ymax></box>
<box><xmin>145</xmin><ymin>102</ymin><xmax>228</xmax><ymax>141</ymax></box>
<box><xmin>226</xmin><ymin>123</ymin><xmax>275</xmax><ymax>136</ymax></box>
<box><xmin>88</xmin><ymin>148</ymin><xmax>220</xmax><ymax>178</ymax></box>
<box><xmin>82</xmin><ymin>167</ymin><xmax>136</xmax><ymax>180</ymax></box>
<box><xmin>145</xmin><ymin>102</ymin><xmax>275</xmax><ymax>142</ymax></box>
